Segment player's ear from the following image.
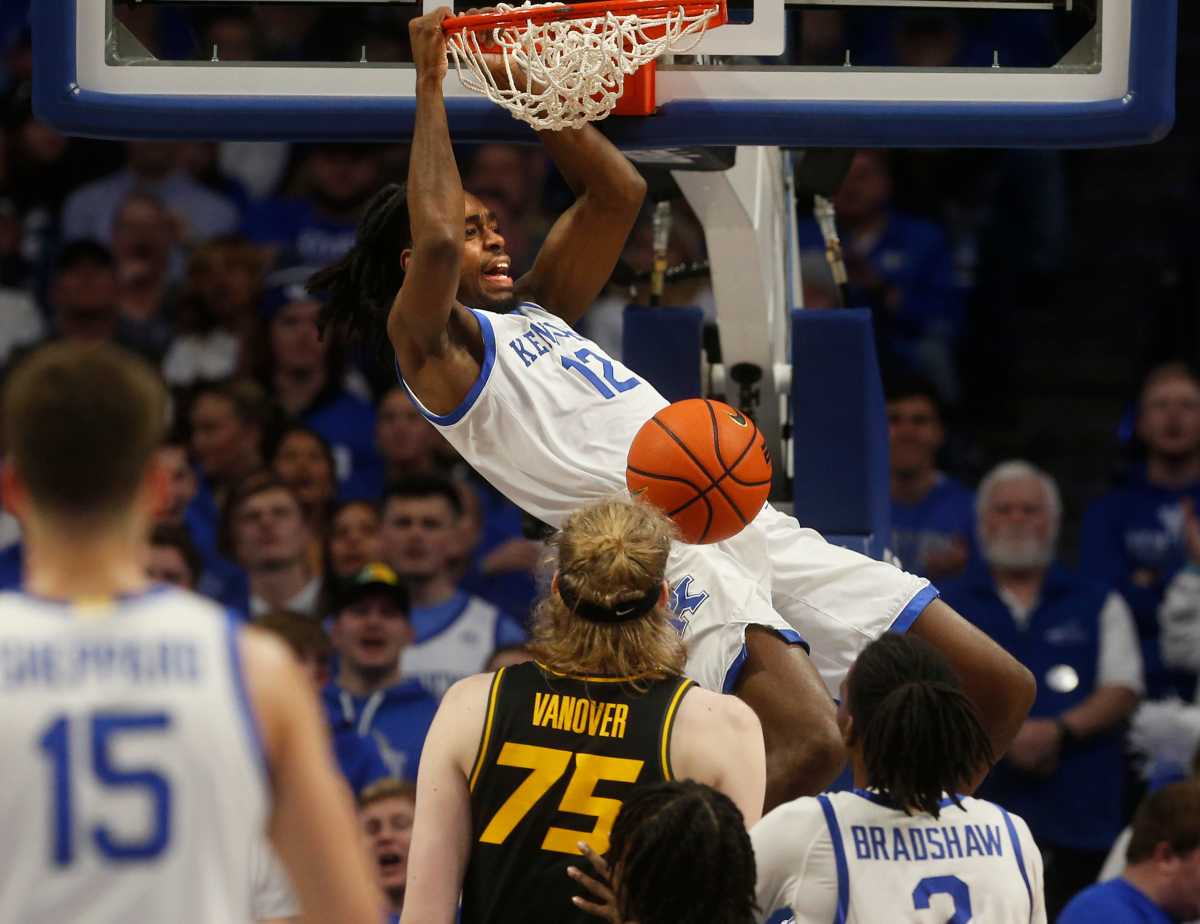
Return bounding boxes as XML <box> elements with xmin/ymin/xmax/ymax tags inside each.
<box><xmin>401</xmin><ymin>247</ymin><xmax>414</xmax><ymax>274</ymax></box>
<box><xmin>657</xmin><ymin>579</ymin><xmax>668</xmax><ymax>607</ymax></box>
<box><xmin>143</xmin><ymin>456</ymin><xmax>170</xmax><ymax>521</ymax></box>
<box><xmin>550</xmin><ymin>571</ymin><xmax>560</xmax><ymax>595</ymax></box>
<box><xmin>0</xmin><ymin>463</ymin><xmax>25</xmax><ymax>518</ymax></box>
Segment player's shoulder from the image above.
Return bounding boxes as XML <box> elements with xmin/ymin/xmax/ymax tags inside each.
<box><xmin>676</xmin><ymin>684</ymin><xmax>761</xmax><ymax>737</ymax></box>
<box><xmin>751</xmin><ymin>795</ymin><xmax>831</xmax><ymax>855</ymax></box>
<box><xmin>442</xmin><ymin>670</ymin><xmax>501</xmax><ymax>711</ymax></box>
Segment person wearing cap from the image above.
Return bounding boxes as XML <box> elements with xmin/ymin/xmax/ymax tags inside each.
<box><xmin>323</xmin><ymin>562</ymin><xmax>439</xmax><ymax>783</ymax></box>
<box><xmin>940</xmin><ymin>460</ymin><xmax>1144</xmax><ymax>919</ymax></box>
<box><xmin>250</xmin><ymin>275</ymin><xmax>383</xmax><ymax>501</ymax></box>
<box><xmin>399</xmin><ymin>497</ymin><xmax>765</xmax><ymax>924</ymax></box>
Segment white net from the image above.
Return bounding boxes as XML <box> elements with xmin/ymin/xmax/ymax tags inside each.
<box><xmin>445</xmin><ymin>1</ymin><xmax>720</xmax><ymax>131</ymax></box>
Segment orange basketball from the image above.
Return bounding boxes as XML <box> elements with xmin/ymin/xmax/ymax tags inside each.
<box><xmin>626</xmin><ymin>398</ymin><xmax>773</xmax><ymax>544</ymax></box>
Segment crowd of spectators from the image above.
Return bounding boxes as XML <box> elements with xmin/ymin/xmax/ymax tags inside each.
<box><xmin>4</xmin><ymin>4</ymin><xmax>1200</xmax><ymax>921</ymax></box>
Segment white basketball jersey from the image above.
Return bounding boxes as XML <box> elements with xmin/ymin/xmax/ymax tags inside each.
<box><xmin>401</xmin><ymin>303</ymin><xmax>668</xmax><ymax>528</ymax></box>
<box><xmin>752</xmin><ymin>790</ymin><xmax>1046</xmax><ymax>924</ymax></box>
<box><xmin>400</xmin><ymin>595</ymin><xmax>506</xmax><ymax>700</ymax></box>
<box><xmin>0</xmin><ymin>587</ymin><xmax>269</xmax><ymax>923</ymax></box>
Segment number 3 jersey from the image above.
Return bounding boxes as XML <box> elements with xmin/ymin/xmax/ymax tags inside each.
<box><xmin>462</xmin><ymin>661</ymin><xmax>694</xmax><ymax>924</ymax></box>
<box><xmin>752</xmin><ymin>789</ymin><xmax>1048</xmax><ymax>924</ymax></box>
<box><xmin>0</xmin><ymin>587</ymin><xmax>268</xmax><ymax>923</ymax></box>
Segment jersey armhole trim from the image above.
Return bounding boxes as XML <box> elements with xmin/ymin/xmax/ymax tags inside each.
<box><xmin>721</xmin><ymin>627</ymin><xmax>808</xmax><ymax>695</ymax></box>
<box><xmin>887</xmin><ymin>583</ymin><xmax>940</xmax><ymax>635</ymax></box>
<box><xmin>816</xmin><ymin>795</ymin><xmax>850</xmax><ymax>924</ymax></box>
<box><xmin>660</xmin><ymin>678</ymin><xmax>695</xmax><ymax>781</ymax></box>
<box><xmin>469</xmin><ymin>667</ymin><xmax>506</xmax><ymax>792</ymax></box>
<box><xmin>396</xmin><ymin>308</ymin><xmax>497</xmax><ymax>428</ymax></box>
<box><xmin>999</xmin><ymin>805</ymin><xmax>1034</xmax><ymax>919</ymax></box>
<box><xmin>224</xmin><ymin>611</ymin><xmax>269</xmax><ymax>784</ymax></box>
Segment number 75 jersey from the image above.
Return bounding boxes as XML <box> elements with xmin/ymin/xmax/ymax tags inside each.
<box><xmin>0</xmin><ymin>588</ymin><xmax>268</xmax><ymax>923</ymax></box>
<box><xmin>400</xmin><ymin>302</ymin><xmax>670</xmax><ymax>530</ymax></box>
<box><xmin>462</xmin><ymin>661</ymin><xmax>694</xmax><ymax>924</ymax></box>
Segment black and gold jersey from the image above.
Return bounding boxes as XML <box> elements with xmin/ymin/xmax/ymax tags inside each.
<box><xmin>461</xmin><ymin>660</ymin><xmax>695</xmax><ymax>924</ymax></box>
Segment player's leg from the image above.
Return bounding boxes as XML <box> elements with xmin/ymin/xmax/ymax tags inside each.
<box><xmin>671</xmin><ymin>543</ymin><xmax>843</xmax><ymax>807</ymax></box>
<box><xmin>735</xmin><ymin>627</ymin><xmax>844</xmax><ymax>808</ymax></box>
<box><xmin>754</xmin><ymin>503</ymin><xmax>1034</xmax><ymax>764</ymax></box>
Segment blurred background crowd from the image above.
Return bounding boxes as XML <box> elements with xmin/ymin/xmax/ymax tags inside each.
<box><xmin>3</xmin><ymin>3</ymin><xmax>1200</xmax><ymax>918</ymax></box>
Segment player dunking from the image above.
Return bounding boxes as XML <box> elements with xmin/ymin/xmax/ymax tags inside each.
<box><xmin>399</xmin><ymin>497</ymin><xmax>765</xmax><ymax>924</ymax></box>
<box><xmin>0</xmin><ymin>343</ymin><xmax>380</xmax><ymax>923</ymax></box>
<box><xmin>311</xmin><ymin>8</ymin><xmax>1033</xmax><ymax>806</ymax></box>
<box><xmin>750</xmin><ymin>634</ymin><xmax>1047</xmax><ymax>923</ymax></box>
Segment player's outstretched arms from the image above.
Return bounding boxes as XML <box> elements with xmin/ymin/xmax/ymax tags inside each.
<box><xmin>671</xmin><ymin>686</ymin><xmax>766</xmax><ymax>827</ymax></box>
<box><xmin>909</xmin><ymin>598</ymin><xmax>1036</xmax><ymax>781</ymax></box>
<box><xmin>389</xmin><ymin>7</ymin><xmax>465</xmax><ymax>371</ymax></box>
<box><xmin>241</xmin><ymin>629</ymin><xmax>382</xmax><ymax>924</ymax></box>
<box><xmin>401</xmin><ymin>673</ymin><xmax>493</xmax><ymax>924</ymax></box>
<box><xmin>734</xmin><ymin>627</ymin><xmax>845</xmax><ymax>810</ymax></box>
<box><xmin>515</xmin><ymin>126</ymin><xmax>646</xmax><ymax>326</ymax></box>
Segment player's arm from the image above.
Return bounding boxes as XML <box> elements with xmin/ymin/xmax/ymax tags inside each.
<box><xmin>909</xmin><ymin>598</ymin><xmax>1035</xmax><ymax>781</ymax></box>
<box><xmin>515</xmin><ymin>126</ymin><xmax>647</xmax><ymax>326</ymax></box>
<box><xmin>387</xmin><ymin>7</ymin><xmax>464</xmax><ymax>370</ymax></box>
<box><xmin>401</xmin><ymin>673</ymin><xmax>493</xmax><ymax>924</ymax></box>
<box><xmin>241</xmin><ymin>629</ymin><xmax>382</xmax><ymax>924</ymax></box>
<box><xmin>671</xmin><ymin>687</ymin><xmax>766</xmax><ymax>826</ymax></box>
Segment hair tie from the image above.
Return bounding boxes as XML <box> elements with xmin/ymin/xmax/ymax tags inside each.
<box><xmin>558</xmin><ymin>581</ymin><xmax>660</xmax><ymax>624</ymax></box>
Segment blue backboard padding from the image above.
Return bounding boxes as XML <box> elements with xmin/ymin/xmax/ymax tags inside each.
<box><xmin>791</xmin><ymin>309</ymin><xmax>890</xmax><ymax>551</ymax></box>
<box><xmin>33</xmin><ymin>0</ymin><xmax>1176</xmax><ymax>148</ymax></box>
<box><xmin>621</xmin><ymin>305</ymin><xmax>704</xmax><ymax>403</ymax></box>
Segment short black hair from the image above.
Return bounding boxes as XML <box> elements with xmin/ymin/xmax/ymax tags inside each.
<box><xmin>54</xmin><ymin>239</ymin><xmax>115</xmax><ymax>275</ymax></box>
<box><xmin>884</xmin><ymin>373</ymin><xmax>943</xmax><ymax>419</ymax></box>
<box><xmin>847</xmin><ymin>633</ymin><xmax>993</xmax><ymax>819</ymax></box>
<box><xmin>606</xmin><ymin>780</ymin><xmax>757</xmax><ymax>924</ymax></box>
<box><xmin>383</xmin><ymin>473</ymin><xmax>464</xmax><ymax>519</ymax></box>
<box><xmin>269</xmin><ymin>423</ymin><xmax>337</xmax><ymax>477</ymax></box>
<box><xmin>149</xmin><ymin>521</ymin><xmax>203</xmax><ymax>588</ymax></box>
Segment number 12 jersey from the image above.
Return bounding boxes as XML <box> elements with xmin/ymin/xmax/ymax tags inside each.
<box><xmin>463</xmin><ymin>661</ymin><xmax>694</xmax><ymax>924</ymax></box>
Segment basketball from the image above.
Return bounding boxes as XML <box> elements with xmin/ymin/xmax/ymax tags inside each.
<box><xmin>626</xmin><ymin>399</ymin><xmax>772</xmax><ymax>544</ymax></box>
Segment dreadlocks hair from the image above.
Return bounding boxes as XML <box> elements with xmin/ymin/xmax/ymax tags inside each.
<box><xmin>605</xmin><ymin>780</ymin><xmax>757</xmax><ymax>924</ymax></box>
<box><xmin>307</xmin><ymin>183</ymin><xmax>412</xmax><ymax>355</ymax></box>
<box><xmin>847</xmin><ymin>633</ymin><xmax>993</xmax><ymax>819</ymax></box>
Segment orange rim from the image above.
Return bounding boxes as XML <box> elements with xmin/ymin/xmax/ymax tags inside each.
<box><xmin>442</xmin><ymin>0</ymin><xmax>727</xmax><ymax>35</ymax></box>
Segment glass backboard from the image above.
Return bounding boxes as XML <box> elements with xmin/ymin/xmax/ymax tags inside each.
<box><xmin>32</xmin><ymin>0</ymin><xmax>1176</xmax><ymax>147</ymax></box>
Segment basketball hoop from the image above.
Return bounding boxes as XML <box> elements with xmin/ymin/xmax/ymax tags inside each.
<box><xmin>442</xmin><ymin>0</ymin><xmax>727</xmax><ymax>132</ymax></box>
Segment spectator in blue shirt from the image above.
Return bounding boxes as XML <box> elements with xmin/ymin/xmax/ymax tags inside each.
<box><xmin>941</xmin><ymin>460</ymin><xmax>1144</xmax><ymax>919</ymax></box>
<box><xmin>381</xmin><ymin>476</ymin><xmax>528</xmax><ymax>701</ymax></box>
<box><xmin>241</xmin><ymin>144</ymin><xmax>383</xmax><ymax>268</ymax></box>
<box><xmin>1058</xmin><ymin>781</ymin><xmax>1200</xmax><ymax>924</ymax></box>
<box><xmin>887</xmin><ymin>375</ymin><xmax>975</xmax><ymax>580</ymax></box>
<box><xmin>258</xmin><ymin>609</ymin><xmax>390</xmax><ymax>797</ymax></box>
<box><xmin>323</xmin><ymin>562</ymin><xmax>439</xmax><ymax>782</ymax></box>
<box><xmin>250</xmin><ymin>279</ymin><xmax>383</xmax><ymax>501</ymax></box>
<box><xmin>1081</xmin><ymin>362</ymin><xmax>1200</xmax><ymax>700</ymax></box>
<box><xmin>62</xmin><ymin>141</ymin><xmax>239</xmax><ymax>248</ymax></box>
<box><xmin>801</xmin><ymin>149</ymin><xmax>965</xmax><ymax>401</ymax></box>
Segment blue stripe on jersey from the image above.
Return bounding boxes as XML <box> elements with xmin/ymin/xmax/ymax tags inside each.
<box><xmin>397</xmin><ymin>308</ymin><xmax>498</xmax><ymax>427</ymax></box>
<box><xmin>817</xmin><ymin>795</ymin><xmax>850</xmax><ymax>924</ymax></box>
<box><xmin>224</xmin><ymin>612</ymin><xmax>268</xmax><ymax>782</ymax></box>
<box><xmin>887</xmin><ymin>583</ymin><xmax>940</xmax><ymax>635</ymax></box>
<box><xmin>721</xmin><ymin>628</ymin><xmax>808</xmax><ymax>694</ymax></box>
<box><xmin>999</xmin><ymin>806</ymin><xmax>1033</xmax><ymax>918</ymax></box>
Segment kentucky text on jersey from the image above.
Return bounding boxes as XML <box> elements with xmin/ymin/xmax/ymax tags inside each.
<box><xmin>531</xmin><ymin>692</ymin><xmax>630</xmax><ymax>739</ymax></box>
<box><xmin>507</xmin><ymin>319</ymin><xmax>584</xmax><ymax>368</ymax></box>
<box><xmin>0</xmin><ymin>639</ymin><xmax>201</xmax><ymax>689</ymax></box>
<box><xmin>851</xmin><ymin>822</ymin><xmax>1004</xmax><ymax>862</ymax></box>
